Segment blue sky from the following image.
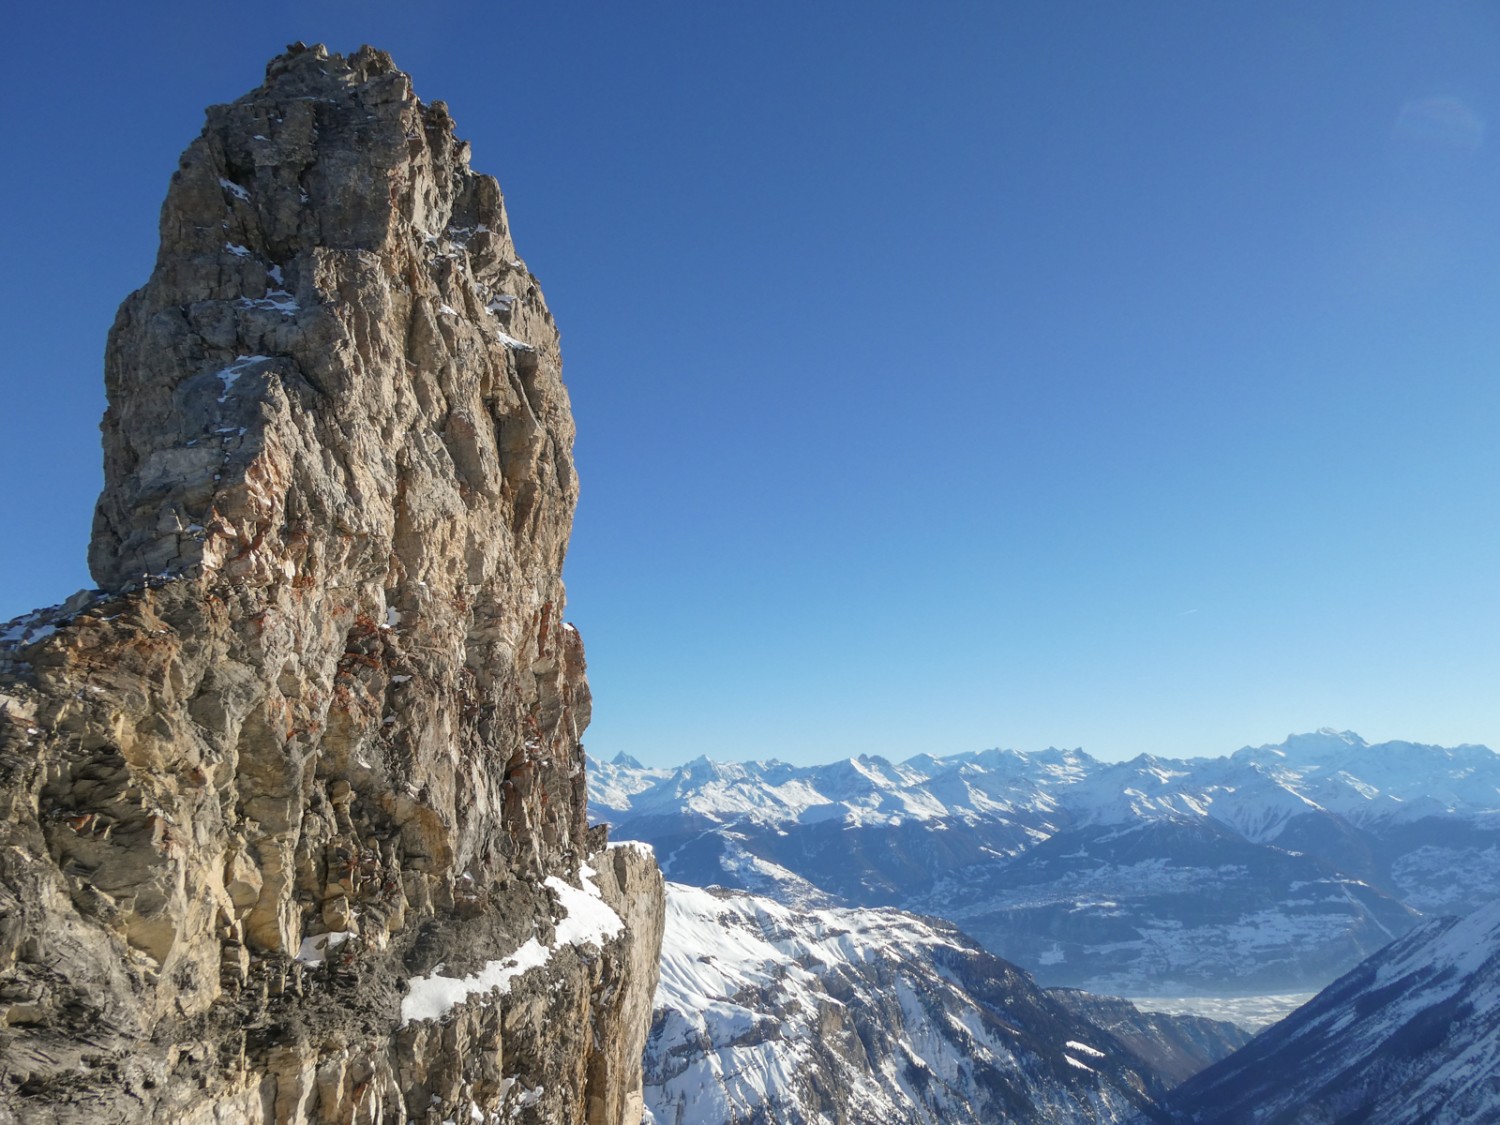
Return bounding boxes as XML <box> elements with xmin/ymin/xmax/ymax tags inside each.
<box><xmin>1</xmin><ymin>3</ymin><xmax>1496</xmax><ymax>765</ymax></box>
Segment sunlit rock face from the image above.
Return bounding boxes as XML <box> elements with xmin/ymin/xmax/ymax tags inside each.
<box><xmin>0</xmin><ymin>42</ymin><xmax>661</xmax><ymax>1124</ymax></box>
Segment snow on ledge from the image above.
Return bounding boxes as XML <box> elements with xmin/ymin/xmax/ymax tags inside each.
<box><xmin>400</xmin><ymin>866</ymin><xmax>623</xmax><ymax>1026</ymax></box>
<box><xmin>606</xmin><ymin>839</ymin><xmax>656</xmax><ymax>857</ymax></box>
<box><xmin>214</xmin><ymin>355</ymin><xmax>273</xmax><ymax>402</ymax></box>
<box><xmin>549</xmin><ymin>866</ymin><xmax>625</xmax><ymax>948</ymax></box>
<box><xmin>296</xmin><ymin>929</ymin><xmax>355</xmax><ymax>966</ymax></box>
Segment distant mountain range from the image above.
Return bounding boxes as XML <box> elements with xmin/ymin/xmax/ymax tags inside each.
<box><xmin>1169</xmin><ymin>898</ymin><xmax>1500</xmax><ymax>1123</ymax></box>
<box><xmin>591</xmin><ymin>730</ymin><xmax>1500</xmax><ymax>994</ymax></box>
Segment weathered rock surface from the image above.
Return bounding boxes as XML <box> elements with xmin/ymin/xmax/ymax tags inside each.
<box><xmin>0</xmin><ymin>42</ymin><xmax>662</xmax><ymax>1124</ymax></box>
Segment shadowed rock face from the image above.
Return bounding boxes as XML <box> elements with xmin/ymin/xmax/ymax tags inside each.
<box><xmin>0</xmin><ymin>42</ymin><xmax>662</xmax><ymax>1125</ymax></box>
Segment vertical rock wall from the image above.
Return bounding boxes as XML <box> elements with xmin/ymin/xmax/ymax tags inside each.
<box><xmin>0</xmin><ymin>43</ymin><xmax>662</xmax><ymax>1124</ymax></box>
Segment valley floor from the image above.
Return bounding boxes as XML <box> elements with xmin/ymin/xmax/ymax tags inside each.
<box><xmin>1125</xmin><ymin>992</ymin><xmax>1315</xmax><ymax>1033</ymax></box>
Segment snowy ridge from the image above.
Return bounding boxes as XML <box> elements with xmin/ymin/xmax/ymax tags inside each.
<box><xmin>590</xmin><ymin>748</ymin><xmax>1075</xmax><ymax>830</ymax></box>
<box><xmin>592</xmin><ymin>731</ymin><xmax>1500</xmax><ymax>836</ymax></box>
<box><xmin>643</xmin><ymin>883</ymin><xmax>1174</xmax><ymax>1124</ymax></box>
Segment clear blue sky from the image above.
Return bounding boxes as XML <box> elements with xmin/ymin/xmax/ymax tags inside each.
<box><xmin>2</xmin><ymin>2</ymin><xmax>1496</xmax><ymax>766</ymax></box>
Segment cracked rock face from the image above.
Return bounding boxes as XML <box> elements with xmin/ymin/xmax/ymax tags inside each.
<box><xmin>0</xmin><ymin>42</ymin><xmax>662</xmax><ymax>1124</ymax></box>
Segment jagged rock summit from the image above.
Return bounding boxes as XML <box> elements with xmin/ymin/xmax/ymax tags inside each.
<box><xmin>0</xmin><ymin>43</ymin><xmax>662</xmax><ymax>1124</ymax></box>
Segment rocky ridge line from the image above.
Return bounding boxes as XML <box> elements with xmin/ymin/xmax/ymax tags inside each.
<box><xmin>0</xmin><ymin>42</ymin><xmax>662</xmax><ymax>1125</ymax></box>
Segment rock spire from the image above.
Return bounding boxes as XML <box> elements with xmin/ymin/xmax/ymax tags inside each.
<box><xmin>0</xmin><ymin>42</ymin><xmax>661</xmax><ymax>1124</ymax></box>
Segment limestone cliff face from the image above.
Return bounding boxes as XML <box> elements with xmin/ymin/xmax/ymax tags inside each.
<box><xmin>0</xmin><ymin>42</ymin><xmax>662</xmax><ymax>1124</ymax></box>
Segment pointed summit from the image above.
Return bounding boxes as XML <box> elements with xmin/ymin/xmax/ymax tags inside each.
<box><xmin>0</xmin><ymin>45</ymin><xmax>661</xmax><ymax>1123</ymax></box>
<box><xmin>91</xmin><ymin>41</ymin><xmax>571</xmax><ymax>600</ymax></box>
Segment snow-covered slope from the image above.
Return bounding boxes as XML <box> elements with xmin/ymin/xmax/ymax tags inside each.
<box><xmin>591</xmin><ymin>733</ymin><xmax>1500</xmax><ymax>993</ymax></box>
<box><xmin>643</xmin><ymin>883</ymin><xmax>1178</xmax><ymax>1124</ymax></box>
<box><xmin>1169</xmin><ymin>899</ymin><xmax>1500</xmax><ymax>1123</ymax></box>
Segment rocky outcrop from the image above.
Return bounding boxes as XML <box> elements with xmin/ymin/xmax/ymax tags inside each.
<box><xmin>0</xmin><ymin>42</ymin><xmax>662</xmax><ymax>1124</ymax></box>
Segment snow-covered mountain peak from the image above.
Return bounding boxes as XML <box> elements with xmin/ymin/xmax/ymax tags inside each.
<box><xmin>678</xmin><ymin>753</ymin><xmax>734</xmax><ymax>779</ymax></box>
<box><xmin>1233</xmin><ymin>728</ymin><xmax>1366</xmax><ymax>767</ymax></box>
<box><xmin>592</xmin><ymin>733</ymin><xmax>1500</xmax><ymax>839</ymax></box>
<box><xmin>1290</xmin><ymin>727</ymin><xmax>1369</xmax><ymax>752</ymax></box>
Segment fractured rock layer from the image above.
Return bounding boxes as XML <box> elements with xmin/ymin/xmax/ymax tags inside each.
<box><xmin>0</xmin><ymin>42</ymin><xmax>662</xmax><ymax>1124</ymax></box>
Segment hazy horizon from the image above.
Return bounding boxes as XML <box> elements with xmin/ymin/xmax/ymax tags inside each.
<box><xmin>593</xmin><ymin>726</ymin><xmax>1497</xmax><ymax>771</ymax></box>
